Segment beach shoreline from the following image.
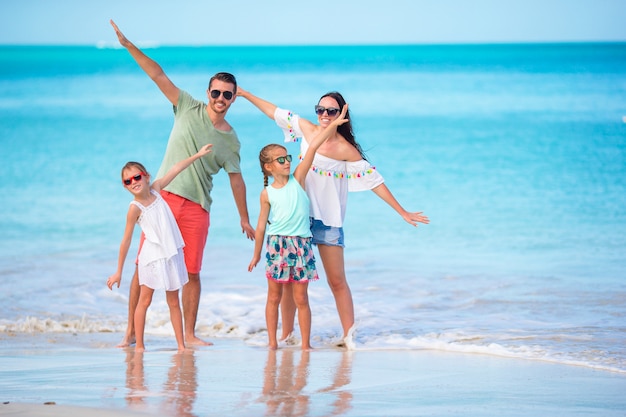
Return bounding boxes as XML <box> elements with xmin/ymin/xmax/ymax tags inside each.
<box><xmin>2</xmin><ymin>332</ymin><xmax>625</xmax><ymax>417</ymax></box>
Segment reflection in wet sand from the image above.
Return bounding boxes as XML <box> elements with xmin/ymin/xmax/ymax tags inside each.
<box><xmin>123</xmin><ymin>349</ymin><xmax>198</xmax><ymax>417</ymax></box>
<box><xmin>261</xmin><ymin>349</ymin><xmax>310</xmax><ymax>416</ymax></box>
<box><xmin>317</xmin><ymin>351</ymin><xmax>353</xmax><ymax>416</ymax></box>
<box><xmin>162</xmin><ymin>350</ymin><xmax>198</xmax><ymax>417</ymax></box>
<box><xmin>258</xmin><ymin>349</ymin><xmax>354</xmax><ymax>417</ymax></box>
<box><xmin>124</xmin><ymin>350</ymin><xmax>147</xmax><ymax>410</ymax></box>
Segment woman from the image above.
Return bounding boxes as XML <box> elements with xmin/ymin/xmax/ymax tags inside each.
<box><xmin>238</xmin><ymin>88</ymin><xmax>429</xmax><ymax>348</ymax></box>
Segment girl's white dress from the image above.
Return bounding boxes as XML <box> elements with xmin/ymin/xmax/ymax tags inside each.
<box><xmin>131</xmin><ymin>190</ymin><xmax>189</xmax><ymax>291</ymax></box>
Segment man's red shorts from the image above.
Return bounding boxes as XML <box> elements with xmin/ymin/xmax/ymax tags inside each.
<box><xmin>137</xmin><ymin>190</ymin><xmax>210</xmax><ymax>274</ymax></box>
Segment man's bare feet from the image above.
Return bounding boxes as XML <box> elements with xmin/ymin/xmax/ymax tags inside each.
<box><xmin>135</xmin><ymin>346</ymin><xmax>145</xmax><ymax>353</ymax></box>
<box><xmin>185</xmin><ymin>335</ymin><xmax>213</xmax><ymax>346</ymax></box>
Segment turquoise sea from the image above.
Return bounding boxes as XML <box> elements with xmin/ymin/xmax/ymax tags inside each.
<box><xmin>0</xmin><ymin>43</ymin><xmax>625</xmax><ymax>372</ymax></box>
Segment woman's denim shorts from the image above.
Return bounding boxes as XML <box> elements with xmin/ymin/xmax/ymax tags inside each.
<box><xmin>310</xmin><ymin>218</ymin><xmax>345</xmax><ymax>247</ymax></box>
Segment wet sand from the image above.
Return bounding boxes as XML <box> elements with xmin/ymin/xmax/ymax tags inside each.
<box><xmin>1</xmin><ymin>332</ymin><xmax>625</xmax><ymax>416</ymax></box>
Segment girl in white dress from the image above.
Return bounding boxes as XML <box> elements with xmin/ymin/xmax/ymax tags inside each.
<box><xmin>107</xmin><ymin>144</ymin><xmax>212</xmax><ymax>352</ymax></box>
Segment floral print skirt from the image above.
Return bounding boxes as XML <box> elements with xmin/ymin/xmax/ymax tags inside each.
<box><xmin>265</xmin><ymin>235</ymin><xmax>318</xmax><ymax>283</ymax></box>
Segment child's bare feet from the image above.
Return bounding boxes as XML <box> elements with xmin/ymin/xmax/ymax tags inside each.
<box><xmin>116</xmin><ymin>334</ymin><xmax>136</xmax><ymax>348</ymax></box>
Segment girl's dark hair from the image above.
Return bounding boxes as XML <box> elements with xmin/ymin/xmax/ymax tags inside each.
<box><xmin>258</xmin><ymin>144</ymin><xmax>286</xmax><ymax>187</ymax></box>
<box><xmin>121</xmin><ymin>161</ymin><xmax>148</xmax><ymax>180</ymax></box>
<box><xmin>319</xmin><ymin>91</ymin><xmax>367</xmax><ymax>160</ymax></box>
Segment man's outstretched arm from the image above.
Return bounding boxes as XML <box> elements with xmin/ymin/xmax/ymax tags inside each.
<box><xmin>110</xmin><ymin>19</ymin><xmax>179</xmax><ymax>106</ymax></box>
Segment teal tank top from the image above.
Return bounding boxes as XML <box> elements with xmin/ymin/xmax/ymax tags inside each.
<box><xmin>266</xmin><ymin>175</ymin><xmax>311</xmax><ymax>237</ymax></box>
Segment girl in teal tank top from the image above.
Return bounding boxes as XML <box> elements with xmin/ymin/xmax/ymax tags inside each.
<box><xmin>248</xmin><ymin>106</ymin><xmax>349</xmax><ymax>350</ymax></box>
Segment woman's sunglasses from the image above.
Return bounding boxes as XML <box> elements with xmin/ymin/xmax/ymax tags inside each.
<box><xmin>210</xmin><ymin>89</ymin><xmax>234</xmax><ymax>100</ymax></box>
<box><xmin>314</xmin><ymin>105</ymin><xmax>340</xmax><ymax>117</ymax></box>
<box><xmin>272</xmin><ymin>155</ymin><xmax>292</xmax><ymax>164</ymax></box>
<box><xmin>123</xmin><ymin>173</ymin><xmax>146</xmax><ymax>185</ymax></box>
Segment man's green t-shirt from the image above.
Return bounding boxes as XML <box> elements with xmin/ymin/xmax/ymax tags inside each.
<box><xmin>156</xmin><ymin>90</ymin><xmax>241</xmax><ymax>213</ymax></box>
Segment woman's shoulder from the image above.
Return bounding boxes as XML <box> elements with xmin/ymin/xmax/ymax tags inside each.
<box><xmin>320</xmin><ymin>135</ymin><xmax>362</xmax><ymax>162</ymax></box>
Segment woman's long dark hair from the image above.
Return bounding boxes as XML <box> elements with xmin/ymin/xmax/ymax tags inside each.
<box><xmin>319</xmin><ymin>91</ymin><xmax>367</xmax><ymax>160</ymax></box>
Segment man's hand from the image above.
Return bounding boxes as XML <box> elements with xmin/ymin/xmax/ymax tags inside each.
<box><xmin>241</xmin><ymin>221</ymin><xmax>255</xmax><ymax>240</ymax></box>
<box><xmin>110</xmin><ymin>20</ymin><xmax>132</xmax><ymax>49</ymax></box>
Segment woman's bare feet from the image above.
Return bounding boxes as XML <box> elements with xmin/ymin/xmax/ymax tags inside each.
<box><xmin>278</xmin><ymin>332</ymin><xmax>299</xmax><ymax>347</ymax></box>
<box><xmin>334</xmin><ymin>324</ymin><xmax>356</xmax><ymax>350</ymax></box>
<box><xmin>185</xmin><ymin>335</ymin><xmax>213</xmax><ymax>346</ymax></box>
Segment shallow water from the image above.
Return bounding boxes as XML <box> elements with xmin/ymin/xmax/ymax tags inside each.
<box><xmin>0</xmin><ymin>43</ymin><xmax>625</xmax><ymax>372</ymax></box>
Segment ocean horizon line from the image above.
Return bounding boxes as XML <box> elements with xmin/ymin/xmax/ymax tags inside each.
<box><xmin>0</xmin><ymin>40</ymin><xmax>624</xmax><ymax>49</ymax></box>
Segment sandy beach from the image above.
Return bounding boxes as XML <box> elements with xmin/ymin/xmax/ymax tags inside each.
<box><xmin>1</xmin><ymin>332</ymin><xmax>625</xmax><ymax>417</ymax></box>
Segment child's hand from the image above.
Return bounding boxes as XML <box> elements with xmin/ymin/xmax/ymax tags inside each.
<box><xmin>248</xmin><ymin>255</ymin><xmax>260</xmax><ymax>272</ymax></box>
<box><xmin>197</xmin><ymin>144</ymin><xmax>213</xmax><ymax>157</ymax></box>
<box><xmin>107</xmin><ymin>273</ymin><xmax>121</xmax><ymax>290</ymax></box>
<box><xmin>332</xmin><ymin>104</ymin><xmax>349</xmax><ymax>127</ymax></box>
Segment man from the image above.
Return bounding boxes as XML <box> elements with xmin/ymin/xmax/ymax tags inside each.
<box><xmin>110</xmin><ymin>20</ymin><xmax>255</xmax><ymax>346</ymax></box>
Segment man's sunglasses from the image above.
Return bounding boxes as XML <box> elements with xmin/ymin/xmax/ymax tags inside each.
<box><xmin>314</xmin><ymin>105</ymin><xmax>340</xmax><ymax>117</ymax></box>
<box><xmin>123</xmin><ymin>173</ymin><xmax>146</xmax><ymax>185</ymax></box>
<box><xmin>210</xmin><ymin>89</ymin><xmax>234</xmax><ymax>100</ymax></box>
<box><xmin>272</xmin><ymin>155</ymin><xmax>292</xmax><ymax>164</ymax></box>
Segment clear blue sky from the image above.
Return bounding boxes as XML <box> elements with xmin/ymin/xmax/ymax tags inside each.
<box><xmin>1</xmin><ymin>0</ymin><xmax>625</xmax><ymax>45</ymax></box>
